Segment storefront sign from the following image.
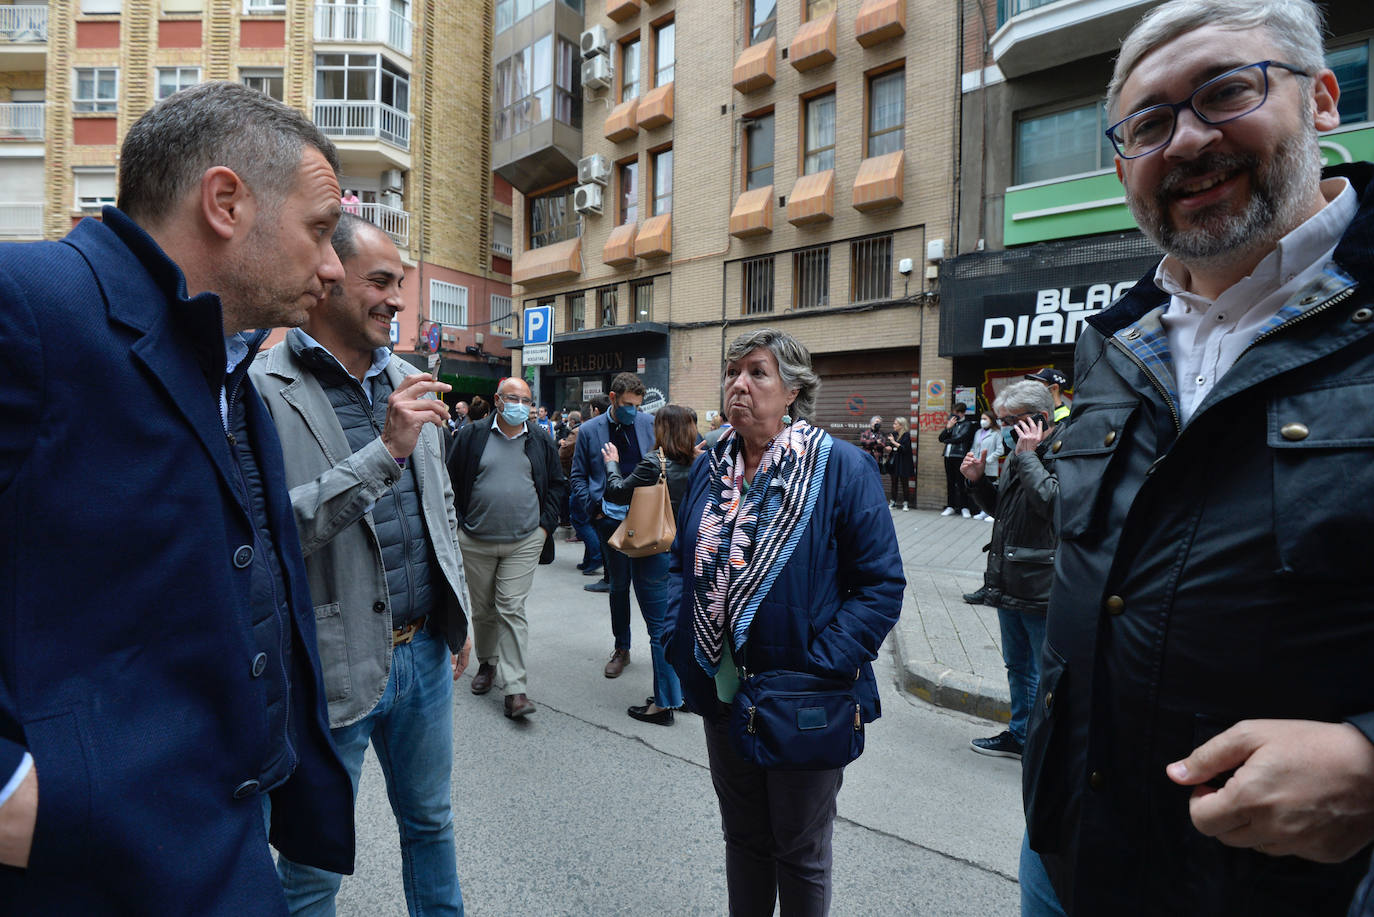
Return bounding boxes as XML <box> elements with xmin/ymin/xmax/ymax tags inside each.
<box><xmin>642</xmin><ymin>386</ymin><xmax>666</xmax><ymax>414</ymax></box>
<box><xmin>981</xmin><ymin>281</ymin><xmax>1136</xmax><ymax>350</ymax></box>
<box><xmin>582</xmin><ymin>380</ymin><xmax>603</xmax><ymax>400</ymax></box>
<box><xmin>551</xmin><ymin>351</ymin><xmax>625</xmax><ymax>375</ymax></box>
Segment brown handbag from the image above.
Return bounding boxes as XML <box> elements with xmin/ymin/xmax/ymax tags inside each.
<box><xmin>608</xmin><ymin>448</ymin><xmax>677</xmax><ymax>557</ymax></box>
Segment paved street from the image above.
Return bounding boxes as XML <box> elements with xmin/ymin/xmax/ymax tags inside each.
<box><xmin>335</xmin><ymin>513</ymin><xmax>1025</xmax><ymax>916</ymax></box>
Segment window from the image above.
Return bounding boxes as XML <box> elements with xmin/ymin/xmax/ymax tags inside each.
<box><xmin>803</xmin><ymin>92</ymin><xmax>835</xmax><ymax>174</ymax></box>
<box><xmin>493</xmin><ymin>35</ymin><xmax>577</xmax><ymax>140</ymax></box>
<box><xmin>74</xmin><ymin>168</ymin><xmax>116</xmax><ymax>212</ymax></box>
<box><xmin>749</xmin><ymin>0</ymin><xmax>775</xmax><ymax>44</ymax></box>
<box><xmin>244</xmin><ymin>0</ymin><xmax>285</xmax><ymax>11</ymax></box>
<box><xmin>619</xmin><ymin>159</ymin><xmax>639</xmax><ymax>224</ymax></box>
<box><xmin>598</xmin><ymin>286</ymin><xmax>618</xmax><ymax>327</ymax></box>
<box><xmin>805</xmin><ymin>0</ymin><xmax>835</xmax><ymax>18</ymax></box>
<box><xmin>81</xmin><ymin>0</ymin><xmax>121</xmax><ymax>12</ymax></box>
<box><xmin>620</xmin><ymin>37</ymin><xmax>641</xmax><ymax>102</ymax></box>
<box><xmin>867</xmin><ymin>68</ymin><xmax>904</xmax><ymax>157</ymax></box>
<box><xmin>555</xmin><ymin>38</ymin><xmax>581</xmax><ymax>127</ymax></box>
<box><xmin>74</xmin><ymin>68</ymin><xmax>118</xmax><ymax>113</ymax></box>
<box><xmin>1329</xmin><ymin>41</ymin><xmax>1371</xmax><ymax>125</ymax></box>
<box><xmin>654</xmin><ymin>21</ymin><xmax>675</xmax><ymax>86</ymax></box>
<box><xmin>793</xmin><ymin>246</ymin><xmax>829</xmax><ymax>309</ymax></box>
<box><xmin>315</xmin><ymin>53</ymin><xmax>409</xmax><ymax>110</ymax></box>
<box><xmin>651</xmin><ymin>148</ymin><xmax>672</xmax><ymax>215</ymax></box>
<box><xmin>851</xmin><ymin>234</ymin><xmax>892</xmax><ymax>302</ymax></box>
<box><xmin>492</xmin><ymin>295</ymin><xmax>516</xmax><ymax>337</ymax></box>
<box><xmin>430</xmin><ymin>280</ymin><xmax>468</xmax><ymax>328</ymax></box>
<box><xmin>745</xmin><ymin>112</ymin><xmax>774</xmax><ymax>190</ymax></box>
<box><xmin>1014</xmin><ymin>100</ymin><xmax>1114</xmax><ymax>185</ymax></box>
<box><xmin>241</xmin><ymin>68</ymin><xmax>284</xmax><ymax>101</ymax></box>
<box><xmin>528</xmin><ymin>184</ymin><xmax>578</xmax><ymax>249</ymax></box>
<box><xmin>495</xmin><ymin>0</ymin><xmax>551</xmax><ymax>35</ymax></box>
<box><xmin>156</xmin><ymin>67</ymin><xmax>201</xmax><ymax>101</ymax></box>
<box><xmin>632</xmin><ymin>280</ymin><xmax>653</xmax><ymax>322</ymax></box>
<box><xmin>567</xmin><ymin>291</ymin><xmax>586</xmax><ymax>331</ymax></box>
<box><xmin>742</xmin><ymin>256</ymin><xmax>774</xmax><ymax>314</ymax></box>
<box><xmin>162</xmin><ymin>0</ymin><xmax>203</xmax><ymax>11</ymax></box>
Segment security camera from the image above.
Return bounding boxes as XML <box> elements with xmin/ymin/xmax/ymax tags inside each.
<box><xmin>898</xmin><ymin>258</ymin><xmax>914</xmax><ymax>276</ymax></box>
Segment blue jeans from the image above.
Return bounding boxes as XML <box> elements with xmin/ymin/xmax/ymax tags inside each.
<box><xmin>570</xmin><ymin>498</ymin><xmax>601</xmax><ymax>569</ymax></box>
<box><xmin>635</xmin><ymin>551</ymin><xmax>683</xmax><ymax>708</ymax></box>
<box><xmin>997</xmin><ymin>608</ymin><xmax>1047</xmax><ymax>746</ymax></box>
<box><xmin>277</xmin><ymin>629</ymin><xmax>462</xmax><ymax>916</ymax></box>
<box><xmin>1020</xmin><ymin>830</ymin><xmax>1066</xmax><ymax>917</ymax></box>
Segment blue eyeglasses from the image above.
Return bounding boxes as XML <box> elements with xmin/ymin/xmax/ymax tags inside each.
<box><xmin>1105</xmin><ymin>60</ymin><xmax>1309</xmax><ymax>160</ymax></box>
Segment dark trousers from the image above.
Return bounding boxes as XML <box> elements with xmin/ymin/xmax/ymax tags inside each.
<box><xmin>702</xmin><ymin>712</ymin><xmax>844</xmax><ymax>917</ymax></box>
<box><xmin>943</xmin><ymin>455</ymin><xmax>969</xmax><ymax>510</ymax></box>
<box><xmin>594</xmin><ymin>515</ymin><xmax>633</xmax><ymax>649</ymax></box>
<box><xmin>889</xmin><ymin>472</ymin><xmax>910</xmax><ymax>505</ymax></box>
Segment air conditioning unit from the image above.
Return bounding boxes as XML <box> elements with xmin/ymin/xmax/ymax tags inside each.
<box><xmin>573</xmin><ymin>183</ymin><xmax>603</xmax><ymax>215</ymax></box>
<box><xmin>582</xmin><ymin>56</ymin><xmax>613</xmax><ymax>91</ymax></box>
<box><xmin>577</xmin><ymin>154</ymin><xmax>611</xmax><ymax>186</ymax></box>
<box><xmin>581</xmin><ymin>25</ymin><xmax>609</xmax><ymax>59</ymax></box>
<box><xmin>381</xmin><ymin>169</ymin><xmax>404</xmax><ymax>193</ymax></box>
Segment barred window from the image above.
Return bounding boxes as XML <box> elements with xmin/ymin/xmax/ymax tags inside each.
<box><xmin>430</xmin><ymin>279</ymin><xmax>468</xmax><ymax>327</ymax></box>
<box><xmin>632</xmin><ymin>280</ymin><xmax>653</xmax><ymax>322</ymax></box>
<box><xmin>850</xmin><ymin>235</ymin><xmax>892</xmax><ymax>302</ymax></box>
<box><xmin>742</xmin><ymin>256</ymin><xmax>774</xmax><ymax>315</ymax></box>
<box><xmin>567</xmin><ymin>291</ymin><xmax>586</xmax><ymax>331</ymax></box>
<box><xmin>491</xmin><ymin>294</ymin><xmax>515</xmax><ymax>336</ymax></box>
<box><xmin>598</xmin><ymin>286</ymin><xmax>618</xmax><ymax>327</ymax></box>
<box><xmin>793</xmin><ymin>246</ymin><xmax>829</xmax><ymax>309</ymax></box>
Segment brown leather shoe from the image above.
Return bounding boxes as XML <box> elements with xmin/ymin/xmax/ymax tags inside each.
<box><xmin>603</xmin><ymin>648</ymin><xmax>630</xmax><ymax>679</ymax></box>
<box><xmin>470</xmin><ymin>662</ymin><xmax>496</xmax><ymax>696</ymax></box>
<box><xmin>504</xmin><ymin>693</ymin><xmax>536</xmax><ymax>719</ymax></box>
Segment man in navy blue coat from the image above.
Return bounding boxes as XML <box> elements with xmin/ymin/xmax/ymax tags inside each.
<box><xmin>0</xmin><ymin>82</ymin><xmax>354</xmax><ymax>913</ymax></box>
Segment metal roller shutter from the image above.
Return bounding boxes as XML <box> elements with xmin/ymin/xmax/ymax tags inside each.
<box><xmin>812</xmin><ymin>372</ymin><xmax>912</xmax><ymax>450</ymax></box>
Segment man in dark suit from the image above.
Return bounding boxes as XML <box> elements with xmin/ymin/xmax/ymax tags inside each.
<box><xmin>0</xmin><ymin>81</ymin><xmax>354</xmax><ymax>913</ymax></box>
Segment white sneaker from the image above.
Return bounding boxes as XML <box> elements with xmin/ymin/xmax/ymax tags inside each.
<box><xmin>888</xmin><ymin>500</ymin><xmax>896</xmax><ymax>508</ymax></box>
<box><xmin>972</xmin><ymin>511</ymin><xmax>987</xmax><ymax>521</ymax></box>
<box><xmin>984</xmin><ymin>515</ymin><xmax>995</xmax><ymax>523</ymax></box>
<box><xmin>940</xmin><ymin>507</ymin><xmax>956</xmax><ymax>517</ymax></box>
<box><xmin>961</xmin><ymin>509</ymin><xmax>972</xmax><ymax>518</ymax></box>
<box><xmin>901</xmin><ymin>503</ymin><xmax>910</xmax><ymax>511</ymax></box>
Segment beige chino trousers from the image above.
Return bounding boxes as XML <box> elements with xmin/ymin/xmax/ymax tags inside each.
<box><xmin>457</xmin><ymin>527</ymin><xmax>544</xmax><ymax>696</ymax></box>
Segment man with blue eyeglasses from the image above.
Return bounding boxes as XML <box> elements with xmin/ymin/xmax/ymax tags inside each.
<box><xmin>1022</xmin><ymin>1</ymin><xmax>1374</xmax><ymax>915</ymax></box>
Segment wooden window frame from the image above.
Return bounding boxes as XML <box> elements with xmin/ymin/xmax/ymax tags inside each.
<box><xmin>799</xmin><ymin>84</ymin><xmax>836</xmax><ymax>175</ymax></box>
<box><xmin>650</xmin><ymin>144</ymin><xmax>673</xmax><ymax>216</ymax></box>
<box><xmin>747</xmin><ymin>0</ymin><xmax>776</xmax><ymax>47</ymax></box>
<box><xmin>618</xmin><ymin>33</ymin><xmax>641</xmax><ymax>103</ymax></box>
<box><xmin>650</xmin><ymin>15</ymin><xmax>675</xmax><ymax>88</ymax></box>
<box><xmin>742</xmin><ymin>107</ymin><xmax>775</xmax><ymax>192</ymax></box>
<box><xmin>864</xmin><ymin>61</ymin><xmax>906</xmax><ymax>159</ymax></box>
<box><xmin>617</xmin><ymin>155</ymin><xmax>639</xmax><ymax>225</ymax></box>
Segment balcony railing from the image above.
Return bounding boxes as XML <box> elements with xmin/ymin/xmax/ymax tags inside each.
<box><xmin>313</xmin><ymin>100</ymin><xmax>410</xmax><ymax>150</ymax></box>
<box><xmin>0</xmin><ymin>102</ymin><xmax>43</xmax><ymax>140</ymax></box>
<box><xmin>314</xmin><ymin>3</ymin><xmax>413</xmax><ymax>56</ymax></box>
<box><xmin>0</xmin><ymin>5</ymin><xmax>47</xmax><ymax>42</ymax></box>
<box><xmin>996</xmin><ymin>0</ymin><xmax>1060</xmax><ymax>27</ymax></box>
<box><xmin>346</xmin><ymin>200</ymin><xmax>409</xmax><ymax>244</ymax></box>
<box><xmin>0</xmin><ymin>202</ymin><xmax>44</xmax><ymax>238</ymax></box>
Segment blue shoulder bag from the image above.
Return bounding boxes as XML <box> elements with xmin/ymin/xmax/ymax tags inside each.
<box><xmin>728</xmin><ymin>666</ymin><xmax>865</xmax><ymax>771</ymax></box>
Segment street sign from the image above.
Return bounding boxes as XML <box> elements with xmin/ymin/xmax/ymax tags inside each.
<box><xmin>524</xmin><ymin>343</ymin><xmax>552</xmax><ymax>365</ymax></box>
<box><xmin>426</xmin><ymin>323</ymin><xmax>441</xmax><ymax>352</ymax></box>
<box><xmin>524</xmin><ymin>304</ymin><xmax>552</xmax><ymax>345</ymax></box>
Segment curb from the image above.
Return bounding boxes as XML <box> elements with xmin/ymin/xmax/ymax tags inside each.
<box><xmin>893</xmin><ymin>623</ymin><xmax>1011</xmax><ymax>723</ymax></box>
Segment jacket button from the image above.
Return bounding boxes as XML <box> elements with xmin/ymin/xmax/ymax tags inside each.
<box><xmin>1089</xmin><ymin>770</ymin><xmax>1106</xmax><ymax>791</ymax></box>
<box><xmin>1353</xmin><ymin>307</ymin><xmax>1373</xmax><ymax>323</ymax></box>
<box><xmin>1104</xmin><ymin>430</ymin><xmax>1117</xmax><ymax>446</ymax></box>
<box><xmin>1051</xmin><ymin>440</ymin><xmax>1063</xmax><ymax>454</ymax></box>
<box><xmin>232</xmin><ymin>779</ymin><xmax>260</xmax><ymax>799</ymax></box>
<box><xmin>233</xmin><ymin>545</ymin><xmax>254</xmax><ymax>568</ymax></box>
<box><xmin>251</xmin><ymin>652</ymin><xmax>268</xmax><ymax>678</ymax></box>
<box><xmin>373</xmin><ymin>601</ymin><xmax>387</xmax><ymax>613</ymax></box>
<box><xmin>1280</xmin><ymin>423</ymin><xmax>1309</xmax><ymax>442</ymax></box>
<box><xmin>1043</xmin><ymin>689</ymin><xmax>1054</xmax><ymax>711</ymax></box>
<box><xmin>1125</xmin><ymin>328</ymin><xmax>1141</xmax><ymax>341</ymax></box>
<box><xmin>1104</xmin><ymin>595</ymin><xmax>1125</xmax><ymax>615</ymax></box>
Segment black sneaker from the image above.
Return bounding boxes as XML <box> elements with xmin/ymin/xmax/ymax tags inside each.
<box><xmin>970</xmin><ymin>731</ymin><xmax>1022</xmax><ymax>759</ymax></box>
<box><xmin>962</xmin><ymin>586</ymin><xmax>989</xmax><ymax>605</ymax></box>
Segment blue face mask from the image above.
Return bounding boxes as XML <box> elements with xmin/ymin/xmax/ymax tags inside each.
<box><xmin>502</xmin><ymin>402</ymin><xmax>530</xmax><ymax>426</ymax></box>
<box><xmin>614</xmin><ymin>404</ymin><xmax>637</xmax><ymax>424</ymax></box>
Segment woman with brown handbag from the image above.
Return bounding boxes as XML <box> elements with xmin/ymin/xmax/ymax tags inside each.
<box><xmin>601</xmin><ymin>404</ymin><xmax>696</xmax><ymax>725</ymax></box>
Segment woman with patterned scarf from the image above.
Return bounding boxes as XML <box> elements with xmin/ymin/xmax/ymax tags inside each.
<box><xmin>664</xmin><ymin>329</ymin><xmax>905</xmax><ymax>916</ymax></box>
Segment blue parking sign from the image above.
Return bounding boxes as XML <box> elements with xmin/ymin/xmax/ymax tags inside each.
<box><xmin>524</xmin><ymin>305</ymin><xmax>552</xmax><ymax>345</ymax></box>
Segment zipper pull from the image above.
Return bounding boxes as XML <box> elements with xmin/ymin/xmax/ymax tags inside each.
<box><xmin>226</xmin><ymin>431</ymin><xmax>237</xmax><ymax>447</ymax></box>
<box><xmin>747</xmin><ymin>706</ymin><xmax>757</xmax><ymax>734</ymax></box>
<box><xmin>854</xmin><ymin>703</ymin><xmax>861</xmax><ymax>730</ymax></box>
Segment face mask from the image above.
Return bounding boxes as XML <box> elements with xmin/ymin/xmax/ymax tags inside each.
<box><xmin>501</xmin><ymin>402</ymin><xmax>530</xmax><ymax>426</ymax></box>
<box><xmin>614</xmin><ymin>404</ymin><xmax>637</xmax><ymax>424</ymax></box>
<box><xmin>980</xmin><ymin>418</ymin><xmax>991</xmax><ymax>429</ymax></box>
<box><xmin>872</xmin><ymin>423</ymin><xmax>881</xmax><ymax>431</ymax></box>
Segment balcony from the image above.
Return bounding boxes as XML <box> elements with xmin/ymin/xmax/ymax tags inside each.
<box><xmin>347</xmin><ymin>201</ymin><xmax>410</xmax><ymax>246</ymax></box>
<box><xmin>991</xmin><ymin>0</ymin><xmax>1160</xmax><ymax>77</ymax></box>
<box><xmin>0</xmin><ymin>5</ymin><xmax>46</xmax><ymax>70</ymax></box>
<box><xmin>314</xmin><ymin>2</ymin><xmax>413</xmax><ymax>57</ymax></box>
<box><xmin>314</xmin><ymin>100</ymin><xmax>410</xmax><ymax>151</ymax></box>
<box><xmin>0</xmin><ymin>102</ymin><xmax>43</xmax><ymax>141</ymax></box>
<box><xmin>0</xmin><ymin>201</ymin><xmax>43</xmax><ymax>238</ymax></box>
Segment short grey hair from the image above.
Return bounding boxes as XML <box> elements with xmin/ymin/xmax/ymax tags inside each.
<box><xmin>331</xmin><ymin>211</ymin><xmax>382</xmax><ymax>264</ymax></box>
<box><xmin>1107</xmin><ymin>0</ymin><xmax>1327</xmax><ymax>119</ymax></box>
<box><xmin>723</xmin><ymin>328</ymin><xmax>821</xmax><ymax>421</ymax></box>
<box><xmin>118</xmin><ymin>81</ymin><xmax>340</xmax><ymax>226</ymax></box>
<box><xmin>995</xmin><ymin>380</ymin><xmax>1054</xmax><ymax>419</ymax></box>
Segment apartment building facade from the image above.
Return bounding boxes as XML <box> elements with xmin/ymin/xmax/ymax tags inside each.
<box><xmin>0</xmin><ymin>0</ymin><xmax>513</xmax><ymax>400</ymax></box>
<box><xmin>496</xmin><ymin>0</ymin><xmax>959</xmax><ymax>506</ymax></box>
<box><xmin>942</xmin><ymin>0</ymin><xmax>1374</xmax><ymax>412</ymax></box>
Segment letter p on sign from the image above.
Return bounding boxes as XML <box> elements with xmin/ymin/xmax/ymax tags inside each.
<box><xmin>524</xmin><ymin>305</ymin><xmax>553</xmax><ymax>346</ymax></box>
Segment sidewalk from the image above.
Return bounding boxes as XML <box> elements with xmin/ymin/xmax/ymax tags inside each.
<box><xmin>889</xmin><ymin>508</ymin><xmax>1010</xmax><ymax>723</ymax></box>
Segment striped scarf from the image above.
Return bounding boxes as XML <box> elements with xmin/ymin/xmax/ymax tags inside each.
<box><xmin>691</xmin><ymin>419</ymin><xmax>831</xmax><ymax>674</ymax></box>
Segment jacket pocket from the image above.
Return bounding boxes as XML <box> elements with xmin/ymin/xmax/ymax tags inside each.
<box><xmin>1053</xmin><ymin>402</ymin><xmax>1137</xmax><ymax>541</ymax></box>
<box><xmin>1269</xmin><ymin>378</ymin><xmax>1374</xmax><ymax>581</ymax></box>
<box><xmin>313</xmin><ymin>602</ymin><xmax>353</xmax><ymax>704</ymax></box>
<box><xmin>24</xmin><ymin>709</ymin><xmax>93</xmax><ymax>871</ymax></box>
<box><xmin>1023</xmin><ymin>641</ymin><xmax>1072</xmax><ymax>854</ymax></box>
<box><xmin>1002</xmin><ymin>544</ymin><xmax>1055</xmax><ymax>605</ymax></box>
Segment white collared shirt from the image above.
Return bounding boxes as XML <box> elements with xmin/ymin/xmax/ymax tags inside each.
<box><xmin>1158</xmin><ymin>177</ymin><xmax>1357</xmax><ymax>424</ymax></box>
<box><xmin>491</xmin><ymin>410</ymin><xmax>527</xmax><ymax>441</ymax></box>
<box><xmin>294</xmin><ymin>329</ymin><xmax>392</xmax><ymax>404</ymax></box>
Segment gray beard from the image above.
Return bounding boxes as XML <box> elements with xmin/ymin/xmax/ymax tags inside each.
<box><xmin>1126</xmin><ymin>126</ymin><xmax>1323</xmax><ymax>268</ymax></box>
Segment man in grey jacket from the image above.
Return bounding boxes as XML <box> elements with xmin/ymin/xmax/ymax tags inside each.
<box><xmin>250</xmin><ymin>213</ymin><xmax>472</xmax><ymax>916</ymax></box>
